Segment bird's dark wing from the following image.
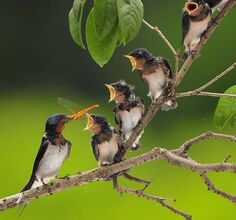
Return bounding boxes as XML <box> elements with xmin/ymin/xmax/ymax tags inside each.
<box><xmin>91</xmin><ymin>137</ymin><xmax>99</xmax><ymax>162</ymax></box>
<box><xmin>65</xmin><ymin>140</ymin><xmax>72</xmax><ymax>160</ymax></box>
<box><xmin>182</xmin><ymin>11</ymin><xmax>190</xmax><ymax>44</ymax></box>
<box><xmin>157</xmin><ymin>57</ymin><xmax>172</xmax><ymax>79</ymax></box>
<box><xmin>113</xmin><ymin>107</ymin><xmax>122</xmax><ymax>128</ymax></box>
<box><xmin>22</xmin><ymin>137</ymin><xmax>49</xmax><ymax>191</ymax></box>
<box><xmin>113</xmin><ymin>128</ymin><xmax>124</xmax><ymax>150</ymax></box>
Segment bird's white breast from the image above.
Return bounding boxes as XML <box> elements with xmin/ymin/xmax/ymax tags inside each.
<box><xmin>142</xmin><ymin>68</ymin><xmax>166</xmax><ymax>100</ymax></box>
<box><xmin>37</xmin><ymin>143</ymin><xmax>69</xmax><ymax>181</ymax></box>
<box><xmin>97</xmin><ymin>134</ymin><xmax>119</xmax><ymax>165</ymax></box>
<box><xmin>184</xmin><ymin>15</ymin><xmax>211</xmax><ymax>50</ymax></box>
<box><xmin>119</xmin><ymin>107</ymin><xmax>142</xmax><ymax>134</ymax></box>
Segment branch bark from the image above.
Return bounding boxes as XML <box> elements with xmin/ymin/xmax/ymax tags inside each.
<box><xmin>1</xmin><ymin>132</ymin><xmax>236</xmax><ymax>213</ymax></box>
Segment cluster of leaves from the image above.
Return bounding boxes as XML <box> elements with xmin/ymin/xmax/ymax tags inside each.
<box><xmin>214</xmin><ymin>85</ymin><xmax>236</xmax><ymax>130</ymax></box>
<box><xmin>69</xmin><ymin>0</ymin><xmax>144</xmax><ymax>67</ymax></box>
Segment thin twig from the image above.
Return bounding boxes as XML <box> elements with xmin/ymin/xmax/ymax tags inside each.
<box><xmin>113</xmin><ymin>177</ymin><xmax>192</xmax><ymax>220</ymax></box>
<box><xmin>199</xmin><ymin>172</ymin><xmax>236</xmax><ymax>205</ymax></box>
<box><xmin>142</xmin><ymin>19</ymin><xmax>180</xmax><ymax>79</ymax></box>
<box><xmin>178</xmin><ymin>131</ymin><xmax>236</xmax><ymax>155</ymax></box>
<box><xmin>123</xmin><ymin>173</ymin><xmax>151</xmax><ymax>186</ymax></box>
<box><xmin>176</xmin><ymin>0</ymin><xmax>236</xmax><ymax>86</ymax></box>
<box><xmin>143</xmin><ymin>19</ymin><xmax>177</xmax><ymax>56</ymax></box>
<box><xmin>177</xmin><ymin>91</ymin><xmax>236</xmax><ymax>99</ymax></box>
<box><xmin>195</xmin><ymin>62</ymin><xmax>236</xmax><ymax>92</ymax></box>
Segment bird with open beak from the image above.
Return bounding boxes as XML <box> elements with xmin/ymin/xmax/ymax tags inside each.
<box><xmin>84</xmin><ymin>114</ymin><xmax>123</xmax><ymax>166</ymax></box>
<box><xmin>21</xmin><ymin>105</ymin><xmax>98</xmax><ymax>192</ymax></box>
<box><xmin>125</xmin><ymin>48</ymin><xmax>177</xmax><ymax>111</ymax></box>
<box><xmin>182</xmin><ymin>0</ymin><xmax>212</xmax><ymax>59</ymax></box>
<box><xmin>188</xmin><ymin>0</ymin><xmax>229</xmax><ymax>13</ymax></box>
<box><xmin>105</xmin><ymin>80</ymin><xmax>144</xmax><ymax>150</ymax></box>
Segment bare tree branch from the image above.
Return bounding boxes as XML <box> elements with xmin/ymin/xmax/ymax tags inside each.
<box><xmin>175</xmin><ymin>0</ymin><xmax>236</xmax><ymax>86</ymax></box>
<box><xmin>195</xmin><ymin>63</ymin><xmax>236</xmax><ymax>92</ymax></box>
<box><xmin>112</xmin><ymin>177</ymin><xmax>192</xmax><ymax>220</ymax></box>
<box><xmin>1</xmin><ymin>132</ymin><xmax>236</xmax><ymax>214</ymax></box>
<box><xmin>178</xmin><ymin>131</ymin><xmax>236</xmax><ymax>155</ymax></box>
<box><xmin>199</xmin><ymin>172</ymin><xmax>236</xmax><ymax>204</ymax></box>
<box><xmin>143</xmin><ymin>19</ymin><xmax>177</xmax><ymax>57</ymax></box>
<box><xmin>177</xmin><ymin>91</ymin><xmax>236</xmax><ymax>99</ymax></box>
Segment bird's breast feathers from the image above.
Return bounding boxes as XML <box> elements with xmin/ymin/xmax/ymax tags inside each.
<box><xmin>142</xmin><ymin>68</ymin><xmax>166</xmax><ymax>99</ymax></box>
<box><xmin>184</xmin><ymin>14</ymin><xmax>211</xmax><ymax>48</ymax></box>
<box><xmin>118</xmin><ymin>107</ymin><xmax>142</xmax><ymax>133</ymax></box>
<box><xmin>36</xmin><ymin>142</ymin><xmax>70</xmax><ymax>179</ymax></box>
<box><xmin>97</xmin><ymin>134</ymin><xmax>119</xmax><ymax>164</ymax></box>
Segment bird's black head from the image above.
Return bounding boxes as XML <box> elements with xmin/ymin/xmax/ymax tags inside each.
<box><xmin>105</xmin><ymin>80</ymin><xmax>134</xmax><ymax>103</ymax></box>
<box><xmin>84</xmin><ymin>114</ymin><xmax>110</xmax><ymax>134</ymax></box>
<box><xmin>45</xmin><ymin>114</ymin><xmax>70</xmax><ymax>135</ymax></box>
<box><xmin>125</xmin><ymin>48</ymin><xmax>155</xmax><ymax>71</ymax></box>
<box><xmin>185</xmin><ymin>0</ymin><xmax>211</xmax><ymax>19</ymax></box>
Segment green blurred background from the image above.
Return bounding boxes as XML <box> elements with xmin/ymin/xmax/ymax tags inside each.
<box><xmin>0</xmin><ymin>0</ymin><xmax>236</xmax><ymax>219</ymax></box>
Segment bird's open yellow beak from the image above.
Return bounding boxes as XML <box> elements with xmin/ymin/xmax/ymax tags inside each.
<box><xmin>84</xmin><ymin>113</ymin><xmax>94</xmax><ymax>130</ymax></box>
<box><xmin>105</xmin><ymin>84</ymin><xmax>117</xmax><ymax>103</ymax></box>
<box><xmin>184</xmin><ymin>2</ymin><xmax>199</xmax><ymax>15</ymax></box>
<box><xmin>124</xmin><ymin>55</ymin><xmax>137</xmax><ymax>72</ymax></box>
<box><xmin>70</xmin><ymin>105</ymin><xmax>99</xmax><ymax>120</ymax></box>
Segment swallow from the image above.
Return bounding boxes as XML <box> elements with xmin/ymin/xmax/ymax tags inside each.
<box><xmin>188</xmin><ymin>0</ymin><xmax>229</xmax><ymax>12</ymax></box>
<box><xmin>125</xmin><ymin>48</ymin><xmax>177</xmax><ymax>111</ymax></box>
<box><xmin>21</xmin><ymin>105</ymin><xmax>98</xmax><ymax>192</ymax></box>
<box><xmin>182</xmin><ymin>0</ymin><xmax>212</xmax><ymax>59</ymax></box>
<box><xmin>84</xmin><ymin>114</ymin><xmax>123</xmax><ymax>166</ymax></box>
<box><xmin>105</xmin><ymin>80</ymin><xmax>145</xmax><ymax>150</ymax></box>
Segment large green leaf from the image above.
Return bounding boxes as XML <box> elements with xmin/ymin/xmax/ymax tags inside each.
<box><xmin>68</xmin><ymin>0</ymin><xmax>87</xmax><ymax>49</ymax></box>
<box><xmin>214</xmin><ymin>85</ymin><xmax>236</xmax><ymax>130</ymax></box>
<box><xmin>86</xmin><ymin>8</ymin><xmax>118</xmax><ymax>67</ymax></box>
<box><xmin>94</xmin><ymin>0</ymin><xmax>118</xmax><ymax>39</ymax></box>
<box><xmin>117</xmin><ymin>0</ymin><xmax>144</xmax><ymax>44</ymax></box>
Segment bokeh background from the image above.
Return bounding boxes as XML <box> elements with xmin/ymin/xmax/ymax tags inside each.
<box><xmin>1</xmin><ymin>0</ymin><xmax>236</xmax><ymax>219</ymax></box>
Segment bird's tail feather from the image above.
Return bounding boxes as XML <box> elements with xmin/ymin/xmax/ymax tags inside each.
<box><xmin>16</xmin><ymin>203</ymin><xmax>28</xmax><ymax>217</ymax></box>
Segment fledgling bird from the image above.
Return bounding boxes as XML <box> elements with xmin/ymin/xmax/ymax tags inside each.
<box><xmin>125</xmin><ymin>48</ymin><xmax>177</xmax><ymax>111</ymax></box>
<box><xmin>84</xmin><ymin>114</ymin><xmax>123</xmax><ymax>166</ymax></box>
<box><xmin>182</xmin><ymin>0</ymin><xmax>212</xmax><ymax>59</ymax></box>
<box><xmin>188</xmin><ymin>0</ymin><xmax>229</xmax><ymax>13</ymax></box>
<box><xmin>21</xmin><ymin>105</ymin><xmax>98</xmax><ymax>192</ymax></box>
<box><xmin>105</xmin><ymin>80</ymin><xmax>144</xmax><ymax>150</ymax></box>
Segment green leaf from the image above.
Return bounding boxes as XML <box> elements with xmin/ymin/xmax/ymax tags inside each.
<box><xmin>68</xmin><ymin>0</ymin><xmax>87</xmax><ymax>49</ymax></box>
<box><xmin>214</xmin><ymin>85</ymin><xmax>236</xmax><ymax>130</ymax></box>
<box><xmin>94</xmin><ymin>0</ymin><xmax>118</xmax><ymax>39</ymax></box>
<box><xmin>73</xmin><ymin>0</ymin><xmax>87</xmax><ymax>20</ymax></box>
<box><xmin>86</xmin><ymin>8</ymin><xmax>119</xmax><ymax>67</ymax></box>
<box><xmin>117</xmin><ymin>0</ymin><xmax>144</xmax><ymax>44</ymax></box>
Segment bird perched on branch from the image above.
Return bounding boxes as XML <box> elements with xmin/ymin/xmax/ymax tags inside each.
<box><xmin>105</xmin><ymin>80</ymin><xmax>145</xmax><ymax>150</ymax></box>
<box><xmin>188</xmin><ymin>0</ymin><xmax>229</xmax><ymax>13</ymax></box>
<box><xmin>84</xmin><ymin>114</ymin><xmax>123</xmax><ymax>166</ymax></box>
<box><xmin>21</xmin><ymin>105</ymin><xmax>98</xmax><ymax>192</ymax></box>
<box><xmin>182</xmin><ymin>0</ymin><xmax>212</xmax><ymax>59</ymax></box>
<box><xmin>125</xmin><ymin>48</ymin><xmax>177</xmax><ymax>111</ymax></box>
